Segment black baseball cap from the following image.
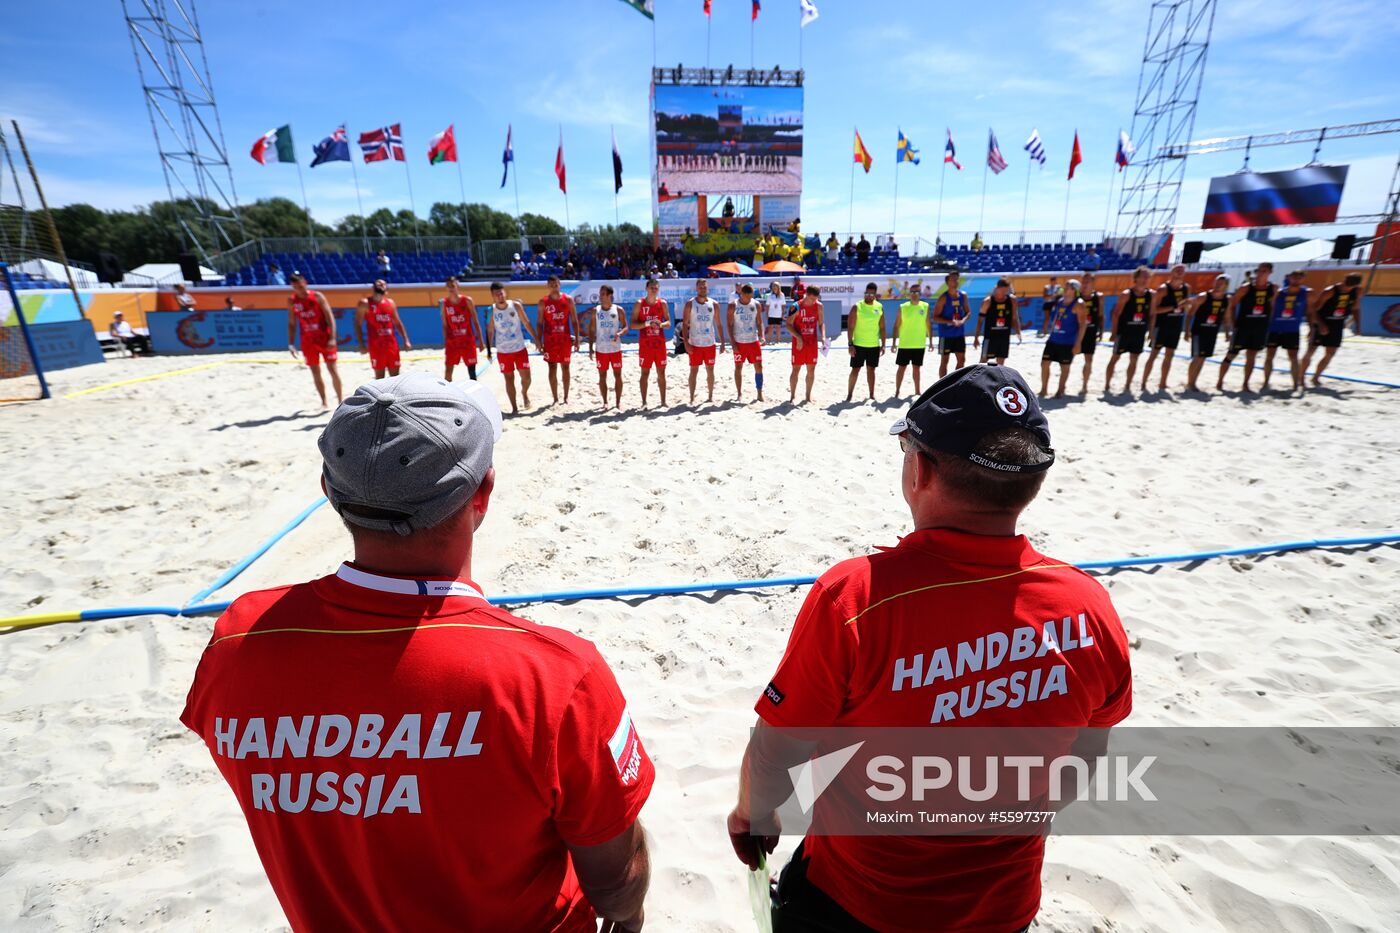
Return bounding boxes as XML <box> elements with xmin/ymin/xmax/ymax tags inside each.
<box><xmin>889</xmin><ymin>365</ymin><xmax>1054</xmax><ymax>473</ymax></box>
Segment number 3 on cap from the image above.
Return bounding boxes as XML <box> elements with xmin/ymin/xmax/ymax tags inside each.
<box><xmin>996</xmin><ymin>387</ymin><xmax>1026</xmax><ymax>416</ymax></box>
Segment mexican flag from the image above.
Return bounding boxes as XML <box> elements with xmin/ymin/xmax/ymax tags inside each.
<box><xmin>250</xmin><ymin>125</ymin><xmax>295</xmax><ymax>164</ymax></box>
<box><xmin>428</xmin><ymin>125</ymin><xmax>457</xmax><ymax>165</ymax></box>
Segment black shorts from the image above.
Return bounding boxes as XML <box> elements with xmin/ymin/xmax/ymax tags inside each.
<box><xmin>1191</xmin><ymin>330</ymin><xmax>1219</xmax><ymax>358</ymax></box>
<box><xmin>895</xmin><ymin>347</ymin><xmax>925</xmax><ymax>367</ymax></box>
<box><xmin>1042</xmin><ymin>342</ymin><xmax>1075</xmax><ymax>364</ymax></box>
<box><xmin>1313</xmin><ymin>322</ymin><xmax>1345</xmax><ymax>349</ymax></box>
<box><xmin>938</xmin><ymin>335</ymin><xmax>966</xmax><ymax>355</ymax></box>
<box><xmin>1080</xmin><ymin>324</ymin><xmax>1100</xmax><ymax>356</ymax></box>
<box><xmin>981</xmin><ymin>331</ymin><xmax>1011</xmax><ymax>360</ymax></box>
<box><xmin>1114</xmin><ymin>329</ymin><xmax>1146</xmax><ymax>355</ymax></box>
<box><xmin>1267</xmin><ymin>331</ymin><xmax>1300</xmax><ymax>350</ymax></box>
<box><xmin>850</xmin><ymin>345</ymin><xmax>881</xmax><ymax>368</ymax></box>
<box><xmin>767</xmin><ymin>316</ymin><xmax>784</xmax><ymax>327</ymax></box>
<box><xmin>1230</xmin><ymin>323</ymin><xmax>1268</xmax><ymax>352</ymax></box>
<box><xmin>1152</xmin><ymin>320</ymin><xmax>1183</xmax><ymax>350</ymax></box>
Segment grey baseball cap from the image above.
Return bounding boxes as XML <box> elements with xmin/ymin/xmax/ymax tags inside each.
<box><xmin>318</xmin><ymin>374</ymin><xmax>503</xmax><ymax>536</ymax></box>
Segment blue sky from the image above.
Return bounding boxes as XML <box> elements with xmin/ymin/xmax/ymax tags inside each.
<box><xmin>3</xmin><ymin>0</ymin><xmax>1397</xmax><ymax>247</ymax></box>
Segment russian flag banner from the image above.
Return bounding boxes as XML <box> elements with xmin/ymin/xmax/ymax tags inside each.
<box><xmin>1202</xmin><ymin>165</ymin><xmax>1348</xmax><ymax>229</ymax></box>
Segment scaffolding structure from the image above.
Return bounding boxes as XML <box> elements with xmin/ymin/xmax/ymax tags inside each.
<box><xmin>122</xmin><ymin>0</ymin><xmax>243</xmax><ymax>263</ymax></box>
<box><xmin>1116</xmin><ymin>0</ymin><xmax>1217</xmax><ymax>239</ymax></box>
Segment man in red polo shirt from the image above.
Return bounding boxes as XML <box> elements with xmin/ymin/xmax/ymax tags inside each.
<box><xmin>727</xmin><ymin>364</ymin><xmax>1132</xmax><ymax>933</ymax></box>
<box><xmin>182</xmin><ymin>374</ymin><xmax>653</xmax><ymax>932</ymax></box>
<box><xmin>539</xmin><ymin>275</ymin><xmax>581</xmax><ymax>405</ymax></box>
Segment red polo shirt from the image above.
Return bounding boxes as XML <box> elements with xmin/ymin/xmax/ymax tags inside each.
<box><xmin>182</xmin><ymin>563</ymin><xmax>653</xmax><ymax>933</ymax></box>
<box><xmin>757</xmin><ymin>528</ymin><xmax>1131</xmax><ymax>933</ymax></box>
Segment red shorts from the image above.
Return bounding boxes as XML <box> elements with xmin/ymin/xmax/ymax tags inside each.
<box><xmin>368</xmin><ymin>339</ymin><xmax>400</xmax><ymax>372</ymax></box>
<box><xmin>688</xmin><ymin>344</ymin><xmax>717</xmax><ymax>367</ymax></box>
<box><xmin>792</xmin><ymin>340</ymin><xmax>818</xmax><ymax>366</ymax></box>
<box><xmin>639</xmin><ymin>337</ymin><xmax>668</xmax><ymax>369</ymax></box>
<box><xmin>302</xmin><ymin>338</ymin><xmax>337</xmax><ymax>367</ymax></box>
<box><xmin>543</xmin><ymin>334</ymin><xmax>573</xmax><ymax>363</ymax></box>
<box><xmin>498</xmin><ymin>348</ymin><xmax>530</xmax><ymax>373</ymax></box>
<box><xmin>733</xmin><ymin>341</ymin><xmax>761</xmax><ymax>365</ymax></box>
<box><xmin>446</xmin><ymin>342</ymin><xmax>478</xmax><ymax>367</ymax></box>
<box><xmin>596</xmin><ymin>351</ymin><xmax>623</xmax><ymax>371</ymax></box>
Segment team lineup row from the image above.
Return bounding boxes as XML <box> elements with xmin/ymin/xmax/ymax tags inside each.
<box><xmin>280</xmin><ymin>262</ymin><xmax>1366</xmax><ymax>412</ymax></box>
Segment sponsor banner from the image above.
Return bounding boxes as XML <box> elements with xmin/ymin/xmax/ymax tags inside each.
<box><xmin>25</xmin><ymin>320</ymin><xmax>105</xmax><ymax>371</ymax></box>
<box><xmin>1361</xmin><ymin>294</ymin><xmax>1400</xmax><ymax>336</ymax></box>
<box><xmin>657</xmin><ymin>195</ymin><xmax>700</xmax><ymax>240</ymax></box>
<box><xmin>743</xmin><ymin>727</ymin><xmax>1400</xmax><ymax>837</ymax></box>
<box><xmin>759</xmin><ymin>195</ymin><xmax>801</xmax><ymax>235</ymax></box>
<box><xmin>148</xmin><ymin>306</ymin><xmax>480</xmax><ymax>354</ymax></box>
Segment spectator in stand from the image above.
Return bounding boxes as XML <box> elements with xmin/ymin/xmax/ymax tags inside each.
<box><xmin>173</xmin><ymin>283</ymin><xmax>196</xmax><ymax>312</ymax></box>
<box><xmin>856</xmin><ymin>234</ymin><xmax>872</xmax><ymax>266</ymax></box>
<box><xmin>511</xmin><ymin>253</ymin><xmax>526</xmax><ymax>276</ymax></box>
<box><xmin>753</xmin><ymin>238</ymin><xmax>767</xmax><ymax>269</ymax></box>
<box><xmin>971</xmin><ymin>232</ymin><xmax>985</xmax><ymax>252</ymax></box>
<box><xmin>564</xmin><ymin>261</ymin><xmax>576</xmax><ymax>280</ymax></box>
<box><xmin>888</xmin><ymin>235</ymin><xmax>899</xmax><ymax>254</ymax></box>
<box><xmin>826</xmin><ymin>236</ymin><xmax>841</xmax><ymax>264</ymax></box>
<box><xmin>665</xmin><ymin>263</ymin><xmax>679</xmax><ymax>279</ymax></box>
<box><xmin>110</xmin><ymin>311</ymin><xmax>152</xmax><ymax>356</ymax></box>
<box><xmin>376</xmin><ymin>249</ymin><xmax>392</xmax><ymax>279</ymax></box>
<box><xmin>224</xmin><ymin>297</ymin><xmax>242</xmax><ymax>311</ymax></box>
<box><xmin>526</xmin><ymin>257</ymin><xmax>540</xmax><ymax>276</ymax></box>
<box><xmin>843</xmin><ymin>236</ymin><xmax>857</xmax><ymax>260</ymax></box>
<box><xmin>1083</xmin><ymin>246</ymin><xmax>1102</xmax><ymax>272</ymax></box>
<box><xmin>268</xmin><ymin>263</ymin><xmax>287</xmax><ymax>286</ymax></box>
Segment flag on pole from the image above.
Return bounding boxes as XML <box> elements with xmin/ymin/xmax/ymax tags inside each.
<box><xmin>612</xmin><ymin>127</ymin><xmax>624</xmax><ymax>193</ymax></box>
<box><xmin>500</xmin><ymin>125</ymin><xmax>514</xmax><ymax>187</ymax></box>
<box><xmin>987</xmin><ymin>129</ymin><xmax>1008</xmax><ymax>174</ymax></box>
<box><xmin>897</xmin><ymin>130</ymin><xmax>921</xmax><ymax>165</ymax></box>
<box><xmin>752</xmin><ymin>0</ymin><xmax>761</xmax><ymax>20</ymax></box>
<box><xmin>359</xmin><ymin>125</ymin><xmax>404</xmax><ymax>162</ymax></box>
<box><xmin>1115</xmin><ymin>130</ymin><xmax>1136</xmax><ymax>170</ymax></box>
<box><xmin>943</xmin><ymin>129</ymin><xmax>962</xmax><ymax>170</ymax></box>
<box><xmin>853</xmin><ymin>129</ymin><xmax>873</xmax><ymax>173</ymax></box>
<box><xmin>427</xmin><ymin>125</ymin><xmax>457</xmax><ymax>165</ymax></box>
<box><xmin>1023</xmin><ymin>129</ymin><xmax>1046</xmax><ymax>166</ymax></box>
<box><xmin>617</xmin><ymin>0</ymin><xmax>654</xmax><ymax>18</ymax></box>
<box><xmin>703</xmin><ymin>0</ymin><xmax>712</xmax><ymax>14</ymax></box>
<box><xmin>1068</xmin><ymin>131</ymin><xmax>1083</xmax><ymax>180</ymax></box>
<box><xmin>310</xmin><ymin>125</ymin><xmax>351</xmax><ymax>167</ymax></box>
<box><xmin>555</xmin><ymin>130</ymin><xmax>567</xmax><ymax>194</ymax></box>
<box><xmin>800</xmin><ymin>0</ymin><xmax>819</xmax><ymax>27</ymax></box>
<box><xmin>250</xmin><ymin>125</ymin><xmax>295</xmax><ymax>164</ymax></box>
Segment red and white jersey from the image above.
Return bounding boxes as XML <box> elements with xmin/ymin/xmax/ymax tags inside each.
<box><xmin>365</xmin><ymin>298</ymin><xmax>398</xmax><ymax>341</ymax></box>
<box><xmin>637</xmin><ymin>299</ymin><xmax>669</xmax><ymax>340</ymax></box>
<box><xmin>182</xmin><ymin>563</ymin><xmax>654</xmax><ymax>933</ymax></box>
<box><xmin>443</xmin><ymin>296</ymin><xmax>478</xmax><ymax>344</ymax></box>
<box><xmin>292</xmin><ymin>290</ymin><xmax>328</xmax><ymax>339</ymax></box>
<box><xmin>539</xmin><ymin>294</ymin><xmax>574</xmax><ymax>337</ymax></box>
<box><xmin>791</xmin><ymin>300</ymin><xmax>822</xmax><ymax>339</ymax></box>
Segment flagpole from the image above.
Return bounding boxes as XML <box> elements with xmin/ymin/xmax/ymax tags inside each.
<box><xmin>750</xmin><ymin>15</ymin><xmax>755</xmax><ymax>68</ymax></box>
<box><xmin>978</xmin><ymin>148</ymin><xmax>989</xmax><ymax>237</ymax></box>
<box><xmin>1061</xmin><ymin>177</ymin><xmax>1073</xmax><ymax>244</ymax></box>
<box><xmin>293</xmin><ymin>154</ymin><xmax>315</xmax><ymax>246</ymax></box>
<box><xmin>347</xmin><ymin>122</ymin><xmax>368</xmax><ymax>251</ymax></box>
<box><xmin>848</xmin><ymin>127</ymin><xmax>856</xmax><ymax>239</ymax></box>
<box><xmin>454</xmin><ymin>155</ymin><xmax>473</xmax><ymax>249</ymax></box>
<box><xmin>936</xmin><ymin>157</ymin><xmax>947</xmax><ymax>247</ymax></box>
<box><xmin>891</xmin><ymin>159</ymin><xmax>900</xmax><ymax>237</ymax></box>
<box><xmin>1019</xmin><ymin>159</ymin><xmax>1032</xmax><ymax>245</ymax></box>
<box><xmin>706</xmin><ymin>15</ymin><xmax>711</xmax><ymax>69</ymax></box>
<box><xmin>1102</xmin><ymin>168</ymin><xmax>1117</xmax><ymax>240</ymax></box>
<box><xmin>401</xmin><ymin>141</ymin><xmax>421</xmax><ymax>250</ymax></box>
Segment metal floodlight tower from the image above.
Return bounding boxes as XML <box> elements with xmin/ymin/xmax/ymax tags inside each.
<box><xmin>122</xmin><ymin>0</ymin><xmax>244</xmax><ymax>262</ymax></box>
<box><xmin>1117</xmin><ymin>0</ymin><xmax>1217</xmax><ymax>239</ymax></box>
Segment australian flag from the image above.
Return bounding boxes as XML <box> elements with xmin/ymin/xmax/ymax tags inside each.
<box><xmin>310</xmin><ymin>125</ymin><xmax>350</xmax><ymax>167</ymax></box>
<box><xmin>359</xmin><ymin>124</ymin><xmax>405</xmax><ymax>162</ymax></box>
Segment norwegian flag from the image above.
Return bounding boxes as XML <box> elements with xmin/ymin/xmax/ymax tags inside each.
<box><xmin>359</xmin><ymin>124</ymin><xmax>405</xmax><ymax>162</ymax></box>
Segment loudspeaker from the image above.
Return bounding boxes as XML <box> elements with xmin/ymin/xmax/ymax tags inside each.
<box><xmin>1181</xmin><ymin>241</ymin><xmax>1204</xmax><ymax>265</ymax></box>
<box><xmin>96</xmin><ymin>251</ymin><xmax>123</xmax><ymax>284</ymax></box>
<box><xmin>1330</xmin><ymin>234</ymin><xmax>1356</xmax><ymax>260</ymax></box>
<box><xmin>178</xmin><ymin>252</ymin><xmax>203</xmax><ymax>283</ymax></box>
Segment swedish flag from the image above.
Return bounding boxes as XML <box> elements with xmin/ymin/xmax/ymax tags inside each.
<box><xmin>897</xmin><ymin>130</ymin><xmax>920</xmax><ymax>165</ymax></box>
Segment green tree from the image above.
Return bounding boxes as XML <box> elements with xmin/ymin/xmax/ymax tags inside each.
<box><xmin>241</xmin><ymin>197</ymin><xmax>331</xmax><ymax>239</ymax></box>
<box><xmin>520</xmin><ymin>212</ymin><xmax>565</xmax><ymax>236</ymax></box>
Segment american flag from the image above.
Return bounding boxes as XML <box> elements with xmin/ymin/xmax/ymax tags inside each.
<box><xmin>987</xmin><ymin>129</ymin><xmax>1008</xmax><ymax>174</ymax></box>
<box><xmin>359</xmin><ymin>124</ymin><xmax>404</xmax><ymax>162</ymax></box>
<box><xmin>1024</xmin><ymin>129</ymin><xmax>1046</xmax><ymax>166</ymax></box>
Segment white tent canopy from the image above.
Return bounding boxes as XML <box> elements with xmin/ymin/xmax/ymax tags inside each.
<box><xmin>122</xmin><ymin>262</ymin><xmax>220</xmax><ymax>286</ymax></box>
<box><xmin>1199</xmin><ymin>239</ymin><xmax>1283</xmax><ymax>264</ymax></box>
<box><xmin>14</xmin><ymin>257</ymin><xmax>98</xmax><ymax>288</ymax></box>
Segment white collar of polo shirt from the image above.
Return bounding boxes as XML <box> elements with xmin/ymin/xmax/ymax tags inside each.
<box><xmin>336</xmin><ymin>563</ymin><xmax>488</xmax><ymax>602</ymax></box>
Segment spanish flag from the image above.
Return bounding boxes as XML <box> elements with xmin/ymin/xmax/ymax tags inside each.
<box><xmin>854</xmin><ymin>128</ymin><xmax>872</xmax><ymax>173</ymax></box>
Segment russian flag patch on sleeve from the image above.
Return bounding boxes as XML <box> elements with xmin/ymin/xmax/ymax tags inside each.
<box><xmin>608</xmin><ymin>705</ymin><xmax>643</xmax><ymax>786</ymax></box>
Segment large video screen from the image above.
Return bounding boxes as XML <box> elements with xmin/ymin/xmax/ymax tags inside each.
<box><xmin>655</xmin><ymin>84</ymin><xmax>803</xmax><ymax>198</ymax></box>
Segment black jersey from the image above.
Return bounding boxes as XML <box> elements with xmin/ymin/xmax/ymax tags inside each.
<box><xmin>983</xmin><ymin>297</ymin><xmax>1013</xmax><ymax>334</ymax></box>
<box><xmin>1118</xmin><ymin>289</ymin><xmax>1152</xmax><ymax>332</ymax></box>
<box><xmin>1238</xmin><ymin>284</ymin><xmax>1276</xmax><ymax>323</ymax></box>
<box><xmin>1192</xmin><ymin>293</ymin><xmax>1228</xmax><ymax>334</ymax></box>
<box><xmin>1157</xmin><ymin>282</ymin><xmax>1190</xmax><ymax>323</ymax></box>
<box><xmin>1082</xmin><ymin>292</ymin><xmax>1103</xmax><ymax>329</ymax></box>
<box><xmin>1320</xmin><ymin>286</ymin><xmax>1360</xmax><ymax>323</ymax></box>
